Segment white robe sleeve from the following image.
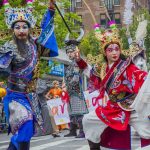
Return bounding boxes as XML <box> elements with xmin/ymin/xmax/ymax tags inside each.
<box><xmin>130</xmin><ymin>71</ymin><xmax>150</xmax><ymax>118</ymax></box>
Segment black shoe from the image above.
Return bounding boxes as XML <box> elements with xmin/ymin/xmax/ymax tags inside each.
<box><xmin>88</xmin><ymin>140</ymin><xmax>100</xmax><ymax>150</ymax></box>
<box><xmin>64</xmin><ymin>132</ymin><xmax>77</xmax><ymax>137</ymax></box>
<box><xmin>7</xmin><ymin>142</ymin><xmax>17</xmax><ymax>150</ymax></box>
<box><xmin>52</xmin><ymin>133</ymin><xmax>60</xmax><ymax>138</ymax></box>
<box><xmin>62</xmin><ymin>128</ymin><xmax>69</xmax><ymax>131</ymax></box>
<box><xmin>75</xmin><ymin>132</ymin><xmax>85</xmax><ymax>138</ymax></box>
<box><xmin>18</xmin><ymin>142</ymin><xmax>30</xmax><ymax>150</ymax></box>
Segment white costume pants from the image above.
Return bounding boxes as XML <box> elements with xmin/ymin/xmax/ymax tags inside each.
<box><xmin>83</xmin><ymin>111</ymin><xmax>150</xmax><ymax>143</ymax></box>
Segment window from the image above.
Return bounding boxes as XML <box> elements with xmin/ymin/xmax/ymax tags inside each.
<box><xmin>70</xmin><ymin>0</ymin><xmax>76</xmax><ymax>12</ymax></box>
<box><xmin>114</xmin><ymin>0</ymin><xmax>120</xmax><ymax>5</ymax></box>
<box><xmin>105</xmin><ymin>0</ymin><xmax>114</xmax><ymax>10</ymax></box>
<box><xmin>114</xmin><ymin>13</ymin><xmax>121</xmax><ymax>24</ymax></box>
<box><xmin>100</xmin><ymin>0</ymin><xmax>120</xmax><ymax>7</ymax></box>
<box><xmin>76</xmin><ymin>0</ymin><xmax>82</xmax><ymax>8</ymax></box>
<box><xmin>108</xmin><ymin>13</ymin><xmax>121</xmax><ymax>24</ymax></box>
<box><xmin>100</xmin><ymin>14</ymin><xmax>107</xmax><ymax>26</ymax></box>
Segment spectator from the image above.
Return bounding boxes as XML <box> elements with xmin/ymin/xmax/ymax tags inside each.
<box><xmin>45</xmin><ymin>80</ymin><xmax>68</xmax><ymax>137</ymax></box>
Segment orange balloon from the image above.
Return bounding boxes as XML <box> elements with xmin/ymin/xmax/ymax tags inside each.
<box><xmin>0</xmin><ymin>88</ymin><xmax>7</xmax><ymax>97</ymax></box>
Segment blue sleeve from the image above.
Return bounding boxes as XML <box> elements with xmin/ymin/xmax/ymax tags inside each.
<box><xmin>0</xmin><ymin>52</ymin><xmax>12</xmax><ymax>78</ymax></box>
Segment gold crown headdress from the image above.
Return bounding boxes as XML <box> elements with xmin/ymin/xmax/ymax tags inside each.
<box><xmin>85</xmin><ymin>21</ymin><xmax>123</xmax><ymax>79</ymax></box>
<box><xmin>3</xmin><ymin>0</ymin><xmax>36</xmax><ymax>29</ymax></box>
<box><xmin>94</xmin><ymin>21</ymin><xmax>123</xmax><ymax>54</ymax></box>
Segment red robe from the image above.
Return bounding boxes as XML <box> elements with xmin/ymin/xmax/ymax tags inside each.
<box><xmin>77</xmin><ymin>58</ymin><xmax>147</xmax><ymax>131</ymax></box>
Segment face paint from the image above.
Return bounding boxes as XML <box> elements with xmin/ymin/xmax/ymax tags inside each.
<box><xmin>13</xmin><ymin>22</ymin><xmax>29</xmax><ymax>40</ymax></box>
<box><xmin>67</xmin><ymin>51</ymin><xmax>76</xmax><ymax>60</ymax></box>
<box><xmin>105</xmin><ymin>45</ymin><xmax>120</xmax><ymax>53</ymax></box>
<box><xmin>14</xmin><ymin>24</ymin><xmax>28</xmax><ymax>30</ymax></box>
<box><xmin>105</xmin><ymin>44</ymin><xmax>121</xmax><ymax>64</ymax></box>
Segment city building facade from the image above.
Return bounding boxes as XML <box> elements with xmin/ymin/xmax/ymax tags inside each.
<box><xmin>70</xmin><ymin>0</ymin><xmax>149</xmax><ymax>32</ymax></box>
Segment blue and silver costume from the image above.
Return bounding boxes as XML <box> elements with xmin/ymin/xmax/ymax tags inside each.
<box><xmin>64</xmin><ymin>28</ymin><xmax>88</xmax><ymax>137</ymax></box>
<box><xmin>65</xmin><ymin>61</ymin><xmax>88</xmax><ymax>136</ymax></box>
<box><xmin>0</xmin><ymin>39</ymin><xmax>37</xmax><ymax>148</ymax></box>
<box><xmin>0</xmin><ymin>6</ymin><xmax>58</xmax><ymax>149</ymax></box>
<box><xmin>65</xmin><ymin>61</ymin><xmax>88</xmax><ymax>116</ymax></box>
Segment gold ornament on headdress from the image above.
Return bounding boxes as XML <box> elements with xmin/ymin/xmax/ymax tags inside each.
<box><xmin>122</xmin><ymin>42</ymin><xmax>142</xmax><ymax>57</ymax></box>
<box><xmin>85</xmin><ymin>21</ymin><xmax>123</xmax><ymax>79</ymax></box>
<box><xmin>94</xmin><ymin>21</ymin><xmax>123</xmax><ymax>54</ymax></box>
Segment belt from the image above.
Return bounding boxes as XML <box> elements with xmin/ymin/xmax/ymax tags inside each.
<box><xmin>116</xmin><ymin>94</ymin><xmax>135</xmax><ymax>102</ymax></box>
<box><xmin>8</xmin><ymin>82</ymin><xmax>27</xmax><ymax>93</ymax></box>
<box><xmin>109</xmin><ymin>92</ymin><xmax>135</xmax><ymax>103</ymax></box>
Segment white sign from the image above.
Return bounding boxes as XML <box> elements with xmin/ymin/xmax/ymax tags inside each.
<box><xmin>47</xmin><ymin>91</ymin><xmax>109</xmax><ymax>125</ymax></box>
<box><xmin>84</xmin><ymin>90</ymin><xmax>109</xmax><ymax>111</ymax></box>
<box><xmin>47</xmin><ymin>98</ymin><xmax>70</xmax><ymax>125</ymax></box>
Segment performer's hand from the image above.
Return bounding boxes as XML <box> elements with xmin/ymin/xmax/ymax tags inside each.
<box><xmin>62</xmin><ymin>82</ymin><xmax>67</xmax><ymax>92</ymax></box>
<box><xmin>0</xmin><ymin>82</ymin><xmax>4</xmax><ymax>87</ymax></box>
<box><xmin>45</xmin><ymin>95</ymin><xmax>51</xmax><ymax>100</ymax></box>
<box><xmin>74</xmin><ymin>47</ymin><xmax>81</xmax><ymax>61</ymax></box>
<box><xmin>50</xmin><ymin>0</ymin><xmax>56</xmax><ymax>3</ymax></box>
<box><xmin>49</xmin><ymin>0</ymin><xmax>56</xmax><ymax>10</ymax></box>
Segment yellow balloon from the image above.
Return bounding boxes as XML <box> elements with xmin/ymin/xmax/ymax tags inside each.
<box><xmin>0</xmin><ymin>88</ymin><xmax>7</xmax><ymax>98</ymax></box>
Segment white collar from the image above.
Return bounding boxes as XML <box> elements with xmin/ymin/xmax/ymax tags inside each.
<box><xmin>108</xmin><ymin>62</ymin><xmax>114</xmax><ymax>69</ymax></box>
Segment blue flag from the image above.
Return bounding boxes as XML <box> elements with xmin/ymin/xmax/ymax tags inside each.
<box><xmin>37</xmin><ymin>9</ymin><xmax>58</xmax><ymax>57</ymax></box>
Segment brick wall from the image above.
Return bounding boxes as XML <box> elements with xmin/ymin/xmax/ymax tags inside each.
<box><xmin>72</xmin><ymin>0</ymin><xmax>149</xmax><ymax>32</ymax></box>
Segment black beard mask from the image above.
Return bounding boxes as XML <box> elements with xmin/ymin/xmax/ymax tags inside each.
<box><xmin>13</xmin><ymin>34</ymin><xmax>31</xmax><ymax>58</ymax></box>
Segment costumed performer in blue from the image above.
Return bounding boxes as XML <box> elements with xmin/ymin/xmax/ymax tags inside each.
<box><xmin>0</xmin><ymin>0</ymin><xmax>58</xmax><ymax>149</ymax></box>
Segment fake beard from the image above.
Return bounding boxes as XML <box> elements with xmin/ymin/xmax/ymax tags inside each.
<box><xmin>13</xmin><ymin>34</ymin><xmax>30</xmax><ymax>58</ymax></box>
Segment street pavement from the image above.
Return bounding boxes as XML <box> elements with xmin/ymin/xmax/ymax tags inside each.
<box><xmin>0</xmin><ymin>129</ymin><xmax>150</xmax><ymax>150</ymax></box>
<box><xmin>0</xmin><ymin>130</ymin><xmax>89</xmax><ymax>150</ymax></box>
